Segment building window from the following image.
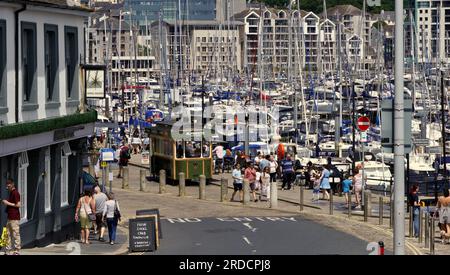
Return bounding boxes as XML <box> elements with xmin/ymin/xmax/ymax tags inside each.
<box><xmin>61</xmin><ymin>142</ymin><xmax>71</xmax><ymax>207</ymax></box>
<box><xmin>18</xmin><ymin>152</ymin><xmax>29</xmax><ymax>224</ymax></box>
<box><xmin>21</xmin><ymin>22</ymin><xmax>37</xmax><ymax>104</ymax></box>
<box><xmin>44</xmin><ymin>24</ymin><xmax>59</xmax><ymax>102</ymax></box>
<box><xmin>65</xmin><ymin>26</ymin><xmax>79</xmax><ymax>100</ymax></box>
<box><xmin>44</xmin><ymin>147</ymin><xmax>51</xmax><ymax>213</ymax></box>
<box><xmin>0</xmin><ymin>20</ymin><xmax>6</xmax><ymax>108</ymax></box>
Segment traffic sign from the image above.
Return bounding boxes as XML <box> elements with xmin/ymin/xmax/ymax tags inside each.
<box><xmin>101</xmin><ymin>161</ymin><xmax>107</xmax><ymax>168</ymax></box>
<box><xmin>357</xmin><ymin>116</ymin><xmax>370</xmax><ymax>132</ymax></box>
<box><xmin>361</xmin><ymin>132</ymin><xmax>368</xmax><ymax>143</ymax></box>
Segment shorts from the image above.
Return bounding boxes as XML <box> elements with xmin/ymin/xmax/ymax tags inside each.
<box><xmin>233</xmin><ymin>183</ymin><xmax>243</xmax><ymax>191</ymax></box>
<box><xmin>250</xmin><ymin>182</ymin><xmax>257</xmax><ymax>191</ymax></box>
<box><xmin>96</xmin><ymin>213</ymin><xmax>106</xmax><ymax>228</ymax></box>
<box><xmin>80</xmin><ymin>216</ymin><xmax>91</xmax><ymax>229</ymax></box>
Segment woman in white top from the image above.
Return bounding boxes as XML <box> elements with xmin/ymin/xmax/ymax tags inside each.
<box><xmin>75</xmin><ymin>189</ymin><xmax>96</xmax><ymax>244</ymax></box>
<box><xmin>269</xmin><ymin>156</ymin><xmax>278</xmax><ymax>183</ymax></box>
<box><xmin>102</xmin><ymin>192</ymin><xmax>121</xmax><ymax>245</ymax></box>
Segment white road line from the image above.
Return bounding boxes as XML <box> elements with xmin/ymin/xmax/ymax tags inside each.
<box><xmin>242</xmin><ymin>223</ymin><xmax>258</xmax><ymax>232</ymax></box>
<box><xmin>242</xmin><ymin>236</ymin><xmax>252</xmax><ymax>246</ymax></box>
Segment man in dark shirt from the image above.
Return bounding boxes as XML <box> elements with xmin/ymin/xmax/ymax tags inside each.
<box><xmin>2</xmin><ymin>179</ymin><xmax>21</xmax><ymax>255</ymax></box>
<box><xmin>281</xmin><ymin>155</ymin><xmax>295</xmax><ymax>190</ymax></box>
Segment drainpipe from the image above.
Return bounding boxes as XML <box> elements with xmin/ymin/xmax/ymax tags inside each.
<box><xmin>15</xmin><ymin>4</ymin><xmax>27</xmax><ymax>123</ymax></box>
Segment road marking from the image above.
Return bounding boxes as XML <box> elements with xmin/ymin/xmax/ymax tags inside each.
<box><xmin>242</xmin><ymin>223</ymin><xmax>258</xmax><ymax>232</ymax></box>
<box><xmin>242</xmin><ymin>236</ymin><xmax>252</xmax><ymax>246</ymax></box>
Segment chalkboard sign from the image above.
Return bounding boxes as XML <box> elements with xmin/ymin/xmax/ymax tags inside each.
<box><xmin>129</xmin><ymin>215</ymin><xmax>159</xmax><ymax>253</ymax></box>
<box><xmin>136</xmin><ymin>209</ymin><xmax>162</xmax><ymax>239</ymax></box>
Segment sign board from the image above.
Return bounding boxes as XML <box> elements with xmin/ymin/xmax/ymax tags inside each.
<box><xmin>357</xmin><ymin>116</ymin><xmax>371</xmax><ymax>132</ymax></box>
<box><xmin>100</xmin><ymin>161</ymin><xmax>107</xmax><ymax>168</ymax></box>
<box><xmin>100</xmin><ymin>148</ymin><xmax>115</xmax><ymax>162</ymax></box>
<box><xmin>361</xmin><ymin>132</ymin><xmax>368</xmax><ymax>143</ymax></box>
<box><xmin>136</xmin><ymin>209</ymin><xmax>163</xmax><ymax>239</ymax></box>
<box><xmin>141</xmin><ymin>151</ymin><xmax>149</xmax><ymax>165</ymax></box>
<box><xmin>84</xmin><ymin>65</ymin><xmax>106</xmax><ymax>99</ymax></box>
<box><xmin>128</xmin><ymin>215</ymin><xmax>159</xmax><ymax>253</ymax></box>
<box><xmin>381</xmin><ymin>99</ymin><xmax>412</xmax><ymax>154</ymax></box>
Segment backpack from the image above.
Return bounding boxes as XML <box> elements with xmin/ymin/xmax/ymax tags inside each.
<box><xmin>121</xmin><ymin>147</ymin><xmax>130</xmax><ymax>159</ymax></box>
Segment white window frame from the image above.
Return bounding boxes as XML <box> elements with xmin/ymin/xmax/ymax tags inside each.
<box><xmin>44</xmin><ymin>147</ymin><xmax>51</xmax><ymax>213</ymax></box>
<box><xmin>61</xmin><ymin>142</ymin><xmax>71</xmax><ymax>207</ymax></box>
<box><xmin>18</xmin><ymin>152</ymin><xmax>29</xmax><ymax>224</ymax></box>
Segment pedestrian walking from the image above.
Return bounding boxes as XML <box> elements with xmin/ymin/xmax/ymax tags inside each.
<box><xmin>259</xmin><ymin>155</ymin><xmax>270</xmax><ymax>172</ymax></box>
<box><xmin>311</xmin><ymin>168</ymin><xmax>321</xmax><ymax>202</ymax></box>
<box><xmin>212</xmin><ymin>145</ymin><xmax>224</xmax><ymax>173</ymax></box>
<box><xmin>407</xmin><ymin>185</ymin><xmax>421</xmax><ymax>238</ymax></box>
<box><xmin>2</xmin><ymin>179</ymin><xmax>21</xmax><ymax>255</ymax></box>
<box><xmin>319</xmin><ymin>166</ymin><xmax>331</xmax><ymax>200</ymax></box>
<box><xmin>245</xmin><ymin>164</ymin><xmax>258</xmax><ymax>202</ymax></box>
<box><xmin>281</xmin><ymin>154</ymin><xmax>295</xmax><ymax>190</ymax></box>
<box><xmin>342</xmin><ymin>174</ymin><xmax>353</xmax><ymax>208</ymax></box>
<box><xmin>352</xmin><ymin>168</ymin><xmax>363</xmax><ymax>209</ymax></box>
<box><xmin>93</xmin><ymin>186</ymin><xmax>108</xmax><ymax>242</ymax></box>
<box><xmin>117</xmin><ymin>142</ymin><xmax>130</xmax><ymax>178</ymax></box>
<box><xmin>260</xmin><ymin>167</ymin><xmax>271</xmax><ymax>201</ymax></box>
<box><xmin>75</xmin><ymin>189</ymin><xmax>96</xmax><ymax>244</ymax></box>
<box><xmin>436</xmin><ymin>189</ymin><xmax>450</xmax><ymax>243</ymax></box>
<box><xmin>269</xmin><ymin>155</ymin><xmax>278</xmax><ymax>183</ymax></box>
<box><xmin>103</xmin><ymin>192</ymin><xmax>121</xmax><ymax>245</ymax></box>
<box><xmin>230</xmin><ymin>164</ymin><xmax>243</xmax><ymax>202</ymax></box>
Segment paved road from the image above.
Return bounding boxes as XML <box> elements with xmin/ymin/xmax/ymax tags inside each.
<box><xmin>150</xmin><ymin>216</ymin><xmax>373</xmax><ymax>255</ymax></box>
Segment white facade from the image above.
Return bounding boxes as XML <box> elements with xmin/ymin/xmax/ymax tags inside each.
<box><xmin>191</xmin><ymin>29</ymin><xmax>241</xmax><ymax>75</ymax></box>
<box><xmin>0</xmin><ymin>2</ymin><xmax>86</xmax><ymax>126</ymax></box>
<box><xmin>415</xmin><ymin>0</ymin><xmax>450</xmax><ymax>65</ymax></box>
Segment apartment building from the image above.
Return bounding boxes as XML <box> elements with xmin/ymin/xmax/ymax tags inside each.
<box><xmin>414</xmin><ymin>0</ymin><xmax>450</xmax><ymax>66</ymax></box>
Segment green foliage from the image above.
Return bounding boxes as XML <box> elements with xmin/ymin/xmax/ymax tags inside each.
<box><xmin>256</xmin><ymin>0</ymin><xmax>396</xmax><ymax>13</ymax></box>
<box><xmin>0</xmin><ymin>110</ymin><xmax>97</xmax><ymax>140</ymax></box>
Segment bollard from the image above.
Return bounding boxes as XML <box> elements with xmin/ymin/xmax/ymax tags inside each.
<box><xmin>121</xmin><ymin>166</ymin><xmax>129</xmax><ymax>189</ymax></box>
<box><xmin>243</xmin><ymin>179</ymin><xmax>250</xmax><ymax>205</ymax></box>
<box><xmin>363</xmin><ymin>191</ymin><xmax>370</xmax><ymax>222</ymax></box>
<box><xmin>179</xmin><ymin>172</ymin><xmax>186</xmax><ymax>197</ymax></box>
<box><xmin>378</xmin><ymin>241</ymin><xmax>385</xmax><ymax>255</ymax></box>
<box><xmin>430</xmin><ymin>216</ymin><xmax>435</xmax><ymax>255</ymax></box>
<box><xmin>300</xmin><ymin>184</ymin><xmax>304</xmax><ymax>212</ymax></box>
<box><xmin>199</xmin><ymin>175</ymin><xmax>206</xmax><ymax>200</ymax></box>
<box><xmin>409</xmin><ymin>206</ymin><xmax>414</xmax><ymax>237</ymax></box>
<box><xmin>220</xmin><ymin>178</ymin><xmax>228</xmax><ymax>202</ymax></box>
<box><xmin>424</xmin><ymin>212</ymin><xmax>430</xmax><ymax>248</ymax></box>
<box><xmin>139</xmin><ymin>170</ymin><xmax>147</xmax><ymax>192</ymax></box>
<box><xmin>270</xmin><ymin>181</ymin><xmax>278</xmax><ymax>209</ymax></box>
<box><xmin>379</xmin><ymin>197</ymin><xmax>383</xmax><ymax>225</ymax></box>
<box><xmin>418</xmin><ymin>208</ymin><xmax>423</xmax><ymax>243</ymax></box>
<box><xmin>348</xmin><ymin>193</ymin><xmax>352</xmax><ymax>218</ymax></box>
<box><xmin>159</xmin><ymin>170</ymin><xmax>166</xmax><ymax>194</ymax></box>
<box><xmin>329</xmin><ymin>191</ymin><xmax>334</xmax><ymax>215</ymax></box>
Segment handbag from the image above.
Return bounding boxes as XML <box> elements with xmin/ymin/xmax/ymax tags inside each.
<box><xmin>83</xmin><ymin>198</ymin><xmax>96</xmax><ymax>222</ymax></box>
<box><xmin>114</xmin><ymin>200</ymin><xmax>121</xmax><ymax>221</ymax></box>
<box><xmin>0</xmin><ymin>227</ymin><xmax>9</xmax><ymax>248</ymax></box>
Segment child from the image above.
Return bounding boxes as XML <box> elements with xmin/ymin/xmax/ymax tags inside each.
<box><xmin>342</xmin><ymin>175</ymin><xmax>353</xmax><ymax>208</ymax></box>
<box><xmin>312</xmin><ymin>169</ymin><xmax>321</xmax><ymax>202</ymax></box>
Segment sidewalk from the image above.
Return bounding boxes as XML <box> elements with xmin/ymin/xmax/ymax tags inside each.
<box><xmin>21</xmin><ymin>227</ymin><xmax>128</xmax><ymax>255</ymax></box>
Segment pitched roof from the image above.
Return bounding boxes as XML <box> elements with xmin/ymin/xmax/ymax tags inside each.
<box><xmin>0</xmin><ymin>0</ymin><xmax>91</xmax><ymax>12</ymax></box>
<box><xmin>325</xmin><ymin>5</ymin><xmax>363</xmax><ymax>17</ymax></box>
